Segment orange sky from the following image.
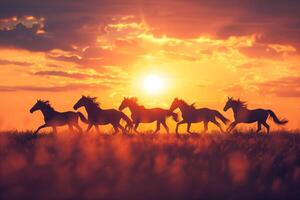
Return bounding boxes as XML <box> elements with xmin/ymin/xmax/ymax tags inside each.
<box><xmin>0</xmin><ymin>1</ymin><xmax>299</xmax><ymax>131</ymax></box>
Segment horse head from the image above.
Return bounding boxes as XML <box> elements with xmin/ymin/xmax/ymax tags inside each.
<box><xmin>224</xmin><ymin>97</ymin><xmax>247</xmax><ymax>111</ymax></box>
<box><xmin>169</xmin><ymin>98</ymin><xmax>181</xmax><ymax>111</ymax></box>
<box><xmin>119</xmin><ymin>97</ymin><xmax>138</xmax><ymax>111</ymax></box>
<box><xmin>74</xmin><ymin>95</ymin><xmax>97</xmax><ymax>110</ymax></box>
<box><xmin>223</xmin><ymin>97</ymin><xmax>234</xmax><ymax>111</ymax></box>
<box><xmin>30</xmin><ymin>99</ymin><xmax>49</xmax><ymax>113</ymax></box>
<box><xmin>74</xmin><ymin>96</ymin><xmax>84</xmax><ymax>110</ymax></box>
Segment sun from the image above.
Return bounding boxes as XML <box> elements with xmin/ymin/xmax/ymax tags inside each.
<box><xmin>143</xmin><ymin>75</ymin><xmax>165</xmax><ymax>94</ymax></box>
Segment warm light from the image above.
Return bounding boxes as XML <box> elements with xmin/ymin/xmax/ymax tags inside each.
<box><xmin>143</xmin><ymin>75</ymin><xmax>165</xmax><ymax>94</ymax></box>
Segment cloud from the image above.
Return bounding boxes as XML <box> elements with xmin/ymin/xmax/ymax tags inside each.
<box><xmin>237</xmin><ymin>62</ymin><xmax>257</xmax><ymax>69</ymax></box>
<box><xmin>33</xmin><ymin>70</ymin><xmax>128</xmax><ymax>82</ymax></box>
<box><xmin>46</xmin><ymin>54</ymin><xmax>82</xmax><ymax>64</ymax></box>
<box><xmin>256</xmin><ymin>76</ymin><xmax>300</xmax><ymax>97</ymax></box>
<box><xmin>0</xmin><ymin>23</ymin><xmax>63</xmax><ymax>51</ymax></box>
<box><xmin>223</xmin><ymin>84</ymin><xmax>245</xmax><ymax>94</ymax></box>
<box><xmin>236</xmin><ymin>60</ymin><xmax>272</xmax><ymax>69</ymax></box>
<box><xmin>216</xmin><ymin>0</ymin><xmax>300</xmax><ymax>50</ymax></box>
<box><xmin>0</xmin><ymin>0</ymin><xmax>300</xmax><ymax>100</ymax></box>
<box><xmin>0</xmin><ymin>15</ymin><xmax>45</xmax><ymax>32</ymax></box>
<box><xmin>34</xmin><ymin>70</ymin><xmax>98</xmax><ymax>79</ymax></box>
<box><xmin>0</xmin><ymin>83</ymin><xmax>110</xmax><ymax>92</ymax></box>
<box><xmin>238</xmin><ymin>43</ymin><xmax>296</xmax><ymax>59</ymax></box>
<box><xmin>0</xmin><ymin>0</ymin><xmax>299</xmax><ymax>53</ymax></box>
<box><xmin>0</xmin><ymin>59</ymin><xmax>33</xmax><ymax>66</ymax></box>
<box><xmin>0</xmin><ymin>0</ymin><xmax>298</xmax><ymax>77</ymax></box>
<box><xmin>162</xmin><ymin>51</ymin><xmax>198</xmax><ymax>62</ymax></box>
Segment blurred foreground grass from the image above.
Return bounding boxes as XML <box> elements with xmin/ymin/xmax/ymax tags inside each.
<box><xmin>1</xmin><ymin>130</ymin><xmax>300</xmax><ymax>200</ymax></box>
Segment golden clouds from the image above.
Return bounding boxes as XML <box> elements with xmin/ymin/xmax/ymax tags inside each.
<box><xmin>0</xmin><ymin>15</ymin><xmax>45</xmax><ymax>33</ymax></box>
<box><xmin>0</xmin><ymin>14</ymin><xmax>300</xmax><ymax>130</ymax></box>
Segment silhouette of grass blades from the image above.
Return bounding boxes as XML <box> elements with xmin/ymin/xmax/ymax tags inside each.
<box><xmin>0</xmin><ymin>131</ymin><xmax>300</xmax><ymax>200</ymax></box>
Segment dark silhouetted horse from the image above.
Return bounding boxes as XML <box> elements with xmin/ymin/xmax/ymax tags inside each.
<box><xmin>119</xmin><ymin>97</ymin><xmax>178</xmax><ymax>133</ymax></box>
<box><xmin>73</xmin><ymin>96</ymin><xmax>132</xmax><ymax>134</ymax></box>
<box><xmin>223</xmin><ymin>97</ymin><xmax>288</xmax><ymax>134</ymax></box>
<box><xmin>169</xmin><ymin>98</ymin><xmax>229</xmax><ymax>134</ymax></box>
<box><xmin>30</xmin><ymin>100</ymin><xmax>87</xmax><ymax>134</ymax></box>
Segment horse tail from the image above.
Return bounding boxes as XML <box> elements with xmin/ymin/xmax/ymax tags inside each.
<box><xmin>120</xmin><ymin>112</ymin><xmax>133</xmax><ymax>129</ymax></box>
<box><xmin>77</xmin><ymin>112</ymin><xmax>89</xmax><ymax>124</ymax></box>
<box><xmin>267</xmin><ymin>110</ymin><xmax>288</xmax><ymax>125</ymax></box>
<box><xmin>214</xmin><ymin>110</ymin><xmax>229</xmax><ymax>124</ymax></box>
<box><xmin>167</xmin><ymin>111</ymin><xmax>179</xmax><ymax>122</ymax></box>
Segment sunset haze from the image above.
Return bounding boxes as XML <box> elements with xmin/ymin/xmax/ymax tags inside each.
<box><xmin>0</xmin><ymin>0</ymin><xmax>299</xmax><ymax>131</ymax></box>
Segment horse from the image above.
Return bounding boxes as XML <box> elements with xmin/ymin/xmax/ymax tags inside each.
<box><xmin>30</xmin><ymin>100</ymin><xmax>87</xmax><ymax>134</ymax></box>
<box><xmin>223</xmin><ymin>97</ymin><xmax>288</xmax><ymax>134</ymax></box>
<box><xmin>118</xmin><ymin>97</ymin><xmax>178</xmax><ymax>133</ymax></box>
<box><xmin>169</xmin><ymin>98</ymin><xmax>229</xmax><ymax>134</ymax></box>
<box><xmin>73</xmin><ymin>96</ymin><xmax>132</xmax><ymax>134</ymax></box>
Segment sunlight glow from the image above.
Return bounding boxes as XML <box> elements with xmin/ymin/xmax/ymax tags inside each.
<box><xmin>143</xmin><ymin>75</ymin><xmax>165</xmax><ymax>94</ymax></box>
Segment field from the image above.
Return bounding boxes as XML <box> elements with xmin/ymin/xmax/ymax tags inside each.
<box><xmin>1</xmin><ymin>131</ymin><xmax>300</xmax><ymax>200</ymax></box>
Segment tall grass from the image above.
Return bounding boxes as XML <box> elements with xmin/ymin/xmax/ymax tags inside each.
<box><xmin>0</xmin><ymin>131</ymin><xmax>300</xmax><ymax>200</ymax></box>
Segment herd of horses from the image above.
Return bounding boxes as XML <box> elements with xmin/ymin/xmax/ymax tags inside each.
<box><xmin>30</xmin><ymin>96</ymin><xmax>288</xmax><ymax>135</ymax></box>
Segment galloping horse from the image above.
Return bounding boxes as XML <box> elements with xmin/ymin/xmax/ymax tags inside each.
<box><xmin>169</xmin><ymin>98</ymin><xmax>229</xmax><ymax>134</ymax></box>
<box><xmin>119</xmin><ymin>97</ymin><xmax>178</xmax><ymax>133</ymax></box>
<box><xmin>73</xmin><ymin>96</ymin><xmax>132</xmax><ymax>134</ymax></box>
<box><xmin>223</xmin><ymin>97</ymin><xmax>288</xmax><ymax>134</ymax></box>
<box><xmin>30</xmin><ymin>100</ymin><xmax>87</xmax><ymax>134</ymax></box>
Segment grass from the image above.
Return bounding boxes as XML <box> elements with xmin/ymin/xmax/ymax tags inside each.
<box><xmin>0</xmin><ymin>130</ymin><xmax>300</xmax><ymax>200</ymax></box>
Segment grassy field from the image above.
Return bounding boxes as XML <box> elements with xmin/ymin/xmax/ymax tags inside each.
<box><xmin>1</xmin><ymin>131</ymin><xmax>300</xmax><ymax>200</ymax></box>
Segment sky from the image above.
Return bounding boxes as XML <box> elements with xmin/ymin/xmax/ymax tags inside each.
<box><xmin>0</xmin><ymin>0</ymin><xmax>300</xmax><ymax>131</ymax></box>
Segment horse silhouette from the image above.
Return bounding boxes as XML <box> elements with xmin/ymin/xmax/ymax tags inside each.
<box><xmin>73</xmin><ymin>96</ymin><xmax>132</xmax><ymax>134</ymax></box>
<box><xmin>169</xmin><ymin>98</ymin><xmax>229</xmax><ymax>134</ymax></box>
<box><xmin>223</xmin><ymin>97</ymin><xmax>288</xmax><ymax>134</ymax></box>
<box><xmin>30</xmin><ymin>100</ymin><xmax>87</xmax><ymax>134</ymax></box>
<box><xmin>119</xmin><ymin>97</ymin><xmax>178</xmax><ymax>133</ymax></box>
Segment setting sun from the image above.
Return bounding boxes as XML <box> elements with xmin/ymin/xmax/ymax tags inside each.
<box><xmin>142</xmin><ymin>75</ymin><xmax>165</xmax><ymax>94</ymax></box>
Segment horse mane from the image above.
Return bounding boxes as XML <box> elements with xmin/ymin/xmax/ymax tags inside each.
<box><xmin>126</xmin><ymin>97</ymin><xmax>145</xmax><ymax>109</ymax></box>
<box><xmin>178</xmin><ymin>99</ymin><xmax>196</xmax><ymax>109</ymax></box>
<box><xmin>38</xmin><ymin>100</ymin><xmax>55</xmax><ymax>111</ymax></box>
<box><xmin>233</xmin><ymin>99</ymin><xmax>247</xmax><ymax>108</ymax></box>
<box><xmin>190</xmin><ymin>102</ymin><xmax>196</xmax><ymax>109</ymax></box>
<box><xmin>138</xmin><ymin>104</ymin><xmax>146</xmax><ymax>109</ymax></box>
<box><xmin>85</xmin><ymin>96</ymin><xmax>101</xmax><ymax>108</ymax></box>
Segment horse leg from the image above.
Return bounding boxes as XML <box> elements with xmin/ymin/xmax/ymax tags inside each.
<box><xmin>211</xmin><ymin>119</ymin><xmax>224</xmax><ymax>133</ymax></box>
<box><xmin>202</xmin><ymin>121</ymin><xmax>208</xmax><ymax>133</ymax></box>
<box><xmin>86</xmin><ymin>123</ymin><xmax>93</xmax><ymax>133</ymax></box>
<box><xmin>176</xmin><ymin>121</ymin><xmax>185</xmax><ymax>134</ymax></box>
<box><xmin>34</xmin><ymin>124</ymin><xmax>48</xmax><ymax>134</ymax></box>
<box><xmin>161</xmin><ymin>120</ymin><xmax>169</xmax><ymax>134</ymax></box>
<box><xmin>153</xmin><ymin>121</ymin><xmax>161</xmax><ymax>134</ymax></box>
<box><xmin>73</xmin><ymin>123</ymin><xmax>83</xmax><ymax>134</ymax></box>
<box><xmin>256</xmin><ymin>122</ymin><xmax>262</xmax><ymax>133</ymax></box>
<box><xmin>134</xmin><ymin>122</ymin><xmax>140</xmax><ymax>133</ymax></box>
<box><xmin>68</xmin><ymin>124</ymin><xmax>74</xmax><ymax>133</ymax></box>
<box><xmin>95</xmin><ymin>125</ymin><xmax>100</xmax><ymax>134</ymax></box>
<box><xmin>112</xmin><ymin>125</ymin><xmax>119</xmax><ymax>135</ymax></box>
<box><xmin>187</xmin><ymin>123</ymin><xmax>192</xmax><ymax>134</ymax></box>
<box><xmin>52</xmin><ymin>126</ymin><xmax>57</xmax><ymax>134</ymax></box>
<box><xmin>125</xmin><ymin>123</ymin><xmax>131</xmax><ymax>132</ymax></box>
<box><xmin>117</xmin><ymin>124</ymin><xmax>126</xmax><ymax>134</ymax></box>
<box><xmin>262</xmin><ymin>121</ymin><xmax>270</xmax><ymax>134</ymax></box>
<box><xmin>226</xmin><ymin>121</ymin><xmax>237</xmax><ymax>133</ymax></box>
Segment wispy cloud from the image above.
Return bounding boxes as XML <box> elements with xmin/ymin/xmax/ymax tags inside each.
<box><xmin>0</xmin><ymin>59</ymin><xmax>33</xmax><ymax>67</ymax></box>
<box><xmin>0</xmin><ymin>83</ymin><xmax>110</xmax><ymax>92</ymax></box>
<box><xmin>33</xmin><ymin>70</ymin><xmax>128</xmax><ymax>82</ymax></box>
<box><xmin>256</xmin><ymin>76</ymin><xmax>300</xmax><ymax>97</ymax></box>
